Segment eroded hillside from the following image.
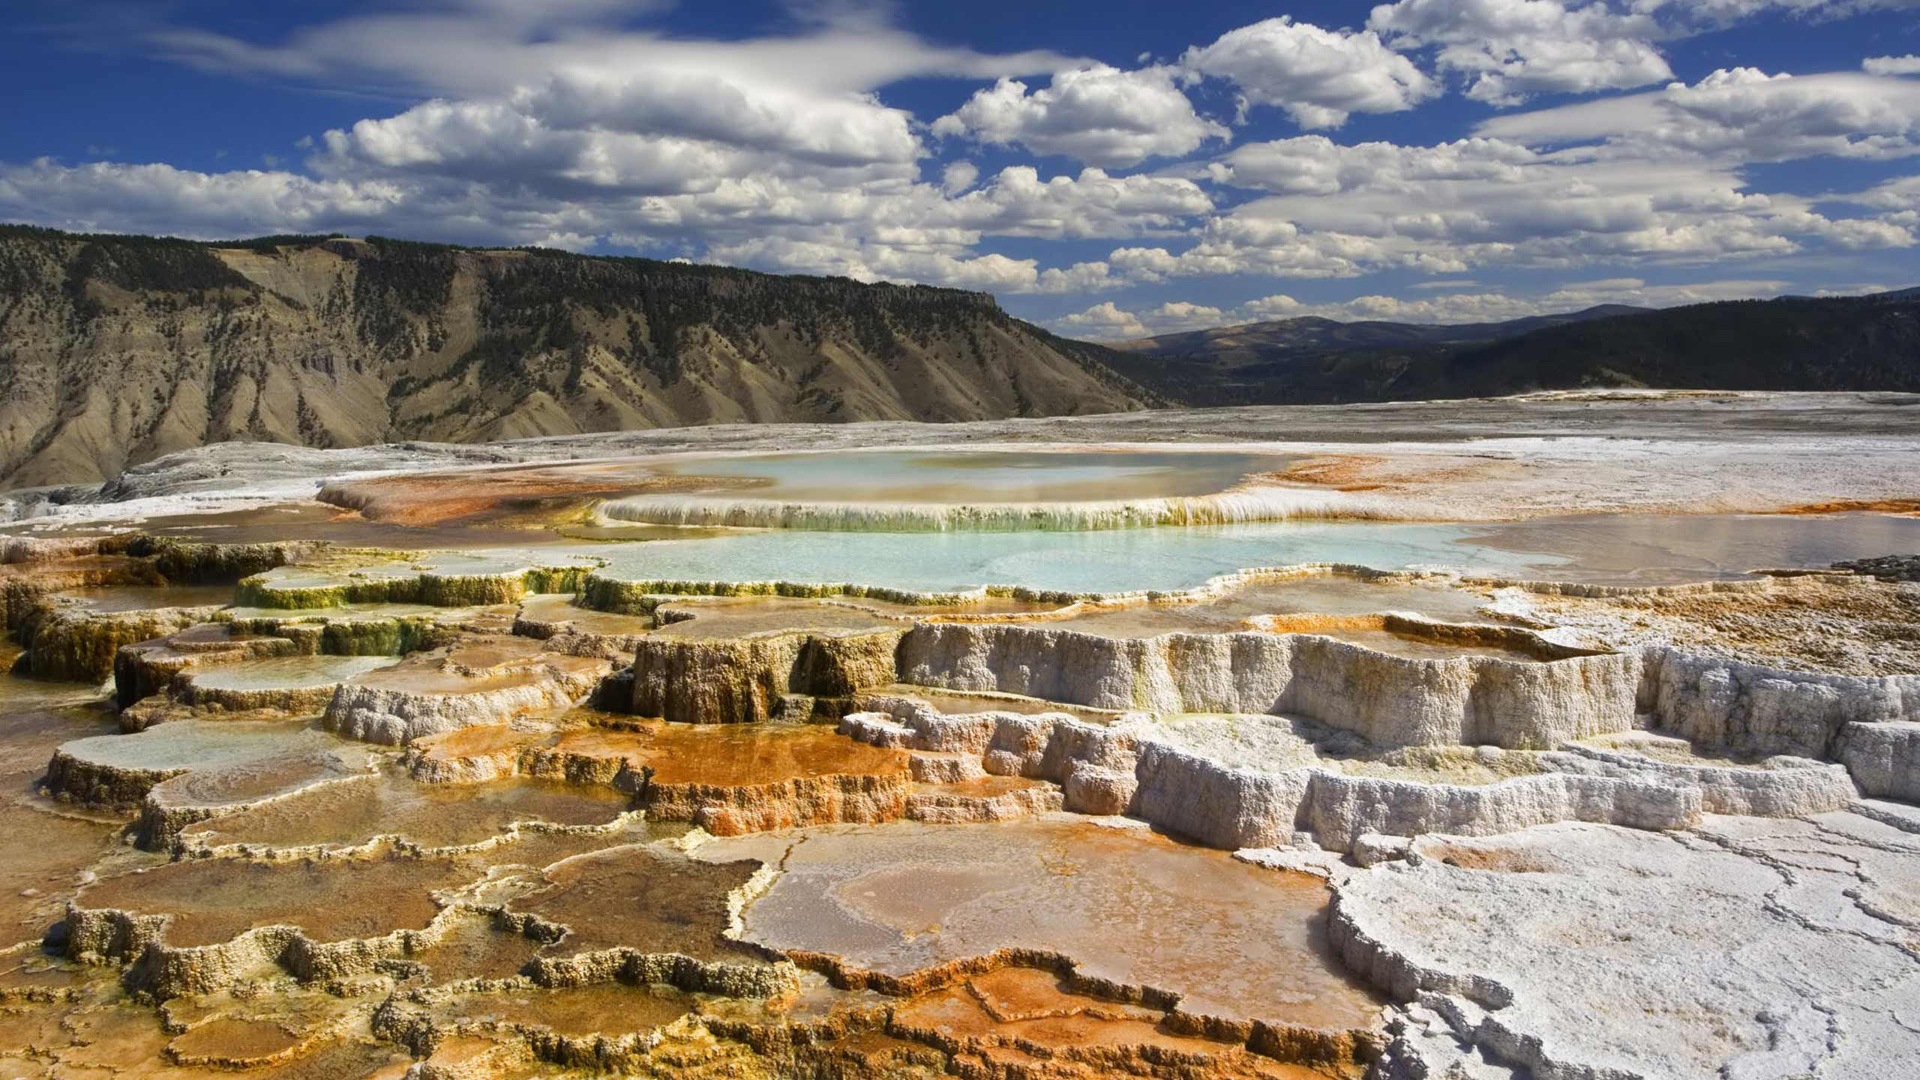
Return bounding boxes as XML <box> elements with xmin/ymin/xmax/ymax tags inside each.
<box><xmin>0</xmin><ymin>228</ymin><xmax>1149</xmax><ymax>487</ymax></box>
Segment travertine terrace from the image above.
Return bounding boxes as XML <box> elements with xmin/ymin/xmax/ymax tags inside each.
<box><xmin>3</xmin><ymin>395</ymin><xmax>1920</xmax><ymax>1078</ymax></box>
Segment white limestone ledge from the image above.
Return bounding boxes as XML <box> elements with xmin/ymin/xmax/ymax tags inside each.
<box><xmin>1640</xmin><ymin>645</ymin><xmax>1920</xmax><ymax>758</ymax></box>
<box><xmin>322</xmin><ymin>645</ymin><xmax>611</xmax><ymax>746</ymax></box>
<box><xmin>1837</xmin><ymin>721</ymin><xmax>1920</xmax><ymax>802</ymax></box>
<box><xmin>1639</xmin><ymin>646</ymin><xmax>1920</xmax><ymax>801</ymax></box>
<box><xmin>1134</xmin><ymin>744</ymin><xmax>1698</xmax><ymax>854</ymax></box>
<box><xmin>896</xmin><ymin>621</ymin><xmax>1639</xmax><ymax>750</ymax></box>
<box><xmin>325</xmin><ymin>677</ymin><xmax>601</xmax><ymax>745</ymax></box>
<box><xmin>839</xmin><ymin>696</ymin><xmax>1858</xmax><ymax>855</ymax></box>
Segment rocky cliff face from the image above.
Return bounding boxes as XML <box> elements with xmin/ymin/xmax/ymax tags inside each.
<box><xmin>0</xmin><ymin>227</ymin><xmax>1150</xmax><ymax>487</ymax></box>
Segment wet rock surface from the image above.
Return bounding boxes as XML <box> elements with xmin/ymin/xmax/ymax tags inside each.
<box><xmin>1834</xmin><ymin>553</ymin><xmax>1920</xmax><ymax>582</ymax></box>
<box><xmin>708</xmin><ymin>817</ymin><xmax>1383</xmax><ymax>1037</ymax></box>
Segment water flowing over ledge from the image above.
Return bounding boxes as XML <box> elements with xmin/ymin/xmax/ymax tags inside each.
<box><xmin>598</xmin><ymin>484</ymin><xmax>1393</xmax><ymax>532</ymax></box>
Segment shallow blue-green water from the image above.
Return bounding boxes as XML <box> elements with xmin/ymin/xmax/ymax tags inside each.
<box><xmin>588</xmin><ymin>512</ymin><xmax>1920</xmax><ymax>593</ymax></box>
<box><xmin>592</xmin><ymin>520</ymin><xmax>1562</xmax><ymax>593</ymax></box>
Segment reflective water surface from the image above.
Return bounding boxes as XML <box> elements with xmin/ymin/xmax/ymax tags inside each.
<box><xmin>659</xmin><ymin>448</ymin><xmax>1298</xmax><ymax>504</ymax></box>
<box><xmin>595</xmin><ymin>512</ymin><xmax>1920</xmax><ymax>592</ymax></box>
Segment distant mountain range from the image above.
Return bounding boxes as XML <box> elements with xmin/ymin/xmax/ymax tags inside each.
<box><xmin>0</xmin><ymin>224</ymin><xmax>1915</xmax><ymax>488</ymax></box>
<box><xmin>1104</xmin><ymin>292</ymin><xmax>1920</xmax><ymax>406</ymax></box>
<box><xmin>1111</xmin><ymin>304</ymin><xmax>1650</xmax><ymax>363</ymax></box>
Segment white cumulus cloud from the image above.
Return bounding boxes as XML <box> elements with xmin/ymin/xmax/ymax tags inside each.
<box><xmin>1864</xmin><ymin>55</ymin><xmax>1920</xmax><ymax>76</ymax></box>
<box><xmin>1369</xmin><ymin>0</ymin><xmax>1674</xmax><ymax>105</ymax></box>
<box><xmin>1180</xmin><ymin>17</ymin><xmax>1438</xmax><ymax>129</ymax></box>
<box><xmin>932</xmin><ymin>66</ymin><xmax>1227</xmax><ymax>168</ymax></box>
<box><xmin>1056</xmin><ymin>300</ymin><xmax>1226</xmax><ymax>339</ymax></box>
<box><xmin>1056</xmin><ymin>277</ymin><xmax>1801</xmax><ymax>340</ymax></box>
<box><xmin>1481</xmin><ymin>68</ymin><xmax>1920</xmax><ymax>161</ymax></box>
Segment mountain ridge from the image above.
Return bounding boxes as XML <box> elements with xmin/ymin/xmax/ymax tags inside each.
<box><xmin>0</xmin><ymin>226</ymin><xmax>1154</xmax><ymax>488</ymax></box>
<box><xmin>1101</xmin><ymin>292</ymin><xmax>1920</xmax><ymax>407</ymax></box>
<box><xmin>1109</xmin><ymin>304</ymin><xmax>1650</xmax><ymax>360</ymax></box>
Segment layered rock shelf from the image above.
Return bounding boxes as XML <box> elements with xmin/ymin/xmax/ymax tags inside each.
<box><xmin>838</xmin><ymin>694</ymin><xmax>1859</xmax><ymax>854</ymax></box>
<box><xmin>630</xmin><ymin>628</ymin><xmax>904</xmax><ymax>724</ymax></box>
<box><xmin>599</xmin><ymin>482</ymin><xmax>1381</xmax><ymax>533</ymax></box>
<box><xmin>1642</xmin><ymin>645</ymin><xmax>1920</xmax><ymax>757</ymax></box>
<box><xmin>323</xmin><ymin>637</ymin><xmax>611</xmax><ymax>745</ymax></box>
<box><xmin>237</xmin><ymin>555</ymin><xmax>598</xmax><ymax>610</ymax></box>
<box><xmin>897</xmin><ymin>618</ymin><xmax>1636</xmax><ymax>748</ymax></box>
<box><xmin>15</xmin><ymin>602</ymin><xmax>223</xmax><ymax>683</ymax></box>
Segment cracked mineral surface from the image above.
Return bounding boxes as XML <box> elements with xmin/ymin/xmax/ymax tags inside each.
<box><xmin>2</xmin><ymin>397</ymin><xmax>1920</xmax><ymax>1077</ymax></box>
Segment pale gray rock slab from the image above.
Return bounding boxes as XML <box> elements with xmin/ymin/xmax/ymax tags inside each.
<box><xmin>1696</xmin><ymin>812</ymin><xmax>1920</xmax><ymax>937</ymax></box>
<box><xmin>1232</xmin><ymin>845</ymin><xmax>1352</xmax><ymax>882</ymax></box>
<box><xmin>1838</xmin><ymin>720</ymin><xmax>1920</xmax><ymax>801</ymax></box>
<box><xmin>1375</xmin><ymin>994</ymin><xmax>1522</xmax><ymax>1080</ymax></box>
<box><xmin>1353</xmin><ymin>833</ymin><xmax>1415</xmax><ymax>867</ymax></box>
<box><xmin>1335</xmin><ymin>819</ymin><xmax>1920</xmax><ymax>1079</ymax></box>
<box><xmin>1849</xmin><ymin>796</ymin><xmax>1920</xmax><ymax>834</ymax></box>
<box><xmin>1642</xmin><ymin>646</ymin><xmax>1920</xmax><ymax>759</ymax></box>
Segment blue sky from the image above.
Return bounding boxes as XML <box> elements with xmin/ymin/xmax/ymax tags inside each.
<box><xmin>4</xmin><ymin>0</ymin><xmax>1920</xmax><ymax>339</ymax></box>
